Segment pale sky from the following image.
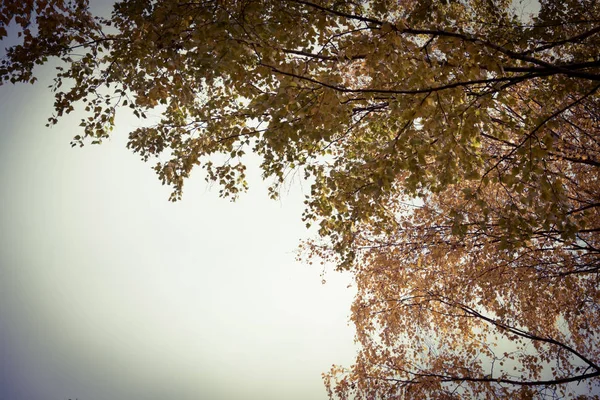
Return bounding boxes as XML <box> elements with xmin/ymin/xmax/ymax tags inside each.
<box><xmin>0</xmin><ymin>18</ymin><xmax>357</xmax><ymax>400</ymax></box>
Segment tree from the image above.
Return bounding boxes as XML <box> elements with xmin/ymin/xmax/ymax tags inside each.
<box><xmin>2</xmin><ymin>0</ymin><xmax>599</xmax><ymax>397</ymax></box>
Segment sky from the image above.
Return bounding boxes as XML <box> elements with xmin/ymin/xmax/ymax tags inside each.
<box><xmin>0</xmin><ymin>7</ymin><xmax>357</xmax><ymax>399</ymax></box>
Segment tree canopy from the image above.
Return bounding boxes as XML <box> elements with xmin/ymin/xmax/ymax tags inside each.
<box><xmin>2</xmin><ymin>0</ymin><xmax>600</xmax><ymax>398</ymax></box>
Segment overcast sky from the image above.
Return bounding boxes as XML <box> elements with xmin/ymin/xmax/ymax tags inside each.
<box><xmin>0</xmin><ymin>12</ymin><xmax>357</xmax><ymax>399</ymax></box>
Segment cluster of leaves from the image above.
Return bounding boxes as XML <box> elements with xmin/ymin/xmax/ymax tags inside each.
<box><xmin>2</xmin><ymin>0</ymin><xmax>599</xmax><ymax>398</ymax></box>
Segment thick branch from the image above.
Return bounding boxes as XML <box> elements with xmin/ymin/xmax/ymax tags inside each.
<box><xmin>261</xmin><ymin>62</ymin><xmax>532</xmax><ymax>95</ymax></box>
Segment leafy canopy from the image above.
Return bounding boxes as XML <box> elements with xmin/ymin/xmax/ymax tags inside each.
<box><xmin>2</xmin><ymin>0</ymin><xmax>600</xmax><ymax>398</ymax></box>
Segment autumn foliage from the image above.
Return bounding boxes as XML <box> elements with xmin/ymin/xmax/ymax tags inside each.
<box><xmin>2</xmin><ymin>0</ymin><xmax>600</xmax><ymax>397</ymax></box>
